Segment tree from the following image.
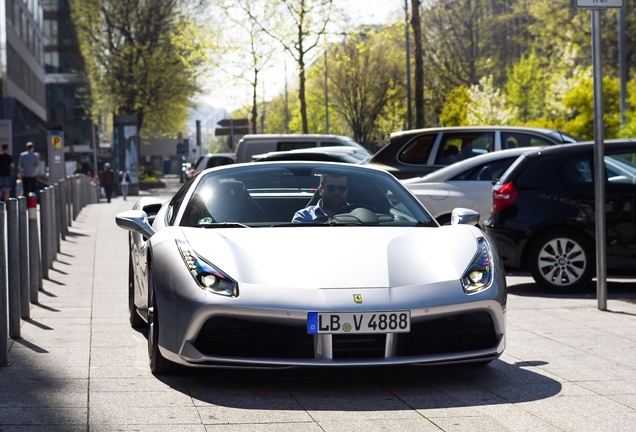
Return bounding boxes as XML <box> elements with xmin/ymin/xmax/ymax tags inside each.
<box><xmin>505</xmin><ymin>50</ymin><xmax>547</xmax><ymax>123</ymax></box>
<box><xmin>417</xmin><ymin>0</ymin><xmax>501</xmax><ymax>124</ymax></box>
<box><xmin>466</xmin><ymin>75</ymin><xmax>517</xmax><ymax>125</ymax></box>
<box><xmin>439</xmin><ymin>86</ymin><xmax>470</xmax><ymax>126</ymax></box>
<box><xmin>421</xmin><ymin>0</ymin><xmax>499</xmax><ymax>91</ymax></box>
<box><xmin>69</xmin><ymin>0</ymin><xmax>211</xmax><ymax>137</ymax></box>
<box><xmin>325</xmin><ymin>27</ymin><xmax>404</xmax><ymax>149</ymax></box>
<box><xmin>213</xmin><ymin>0</ymin><xmax>278</xmax><ymax>134</ymax></box>
<box><xmin>250</xmin><ymin>0</ymin><xmax>334</xmax><ymax>134</ymax></box>
<box><xmin>562</xmin><ymin>75</ymin><xmax>621</xmax><ymax>140</ymax></box>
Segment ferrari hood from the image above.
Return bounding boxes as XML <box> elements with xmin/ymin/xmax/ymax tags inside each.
<box><xmin>183</xmin><ymin>226</ymin><xmax>481</xmax><ymax>289</ymax></box>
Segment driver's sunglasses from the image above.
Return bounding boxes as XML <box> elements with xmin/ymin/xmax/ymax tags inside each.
<box><xmin>325</xmin><ymin>184</ymin><xmax>348</xmax><ymax>193</ymax></box>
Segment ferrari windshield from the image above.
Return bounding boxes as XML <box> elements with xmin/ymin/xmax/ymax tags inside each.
<box><xmin>177</xmin><ymin>162</ymin><xmax>436</xmax><ymax>227</ymax></box>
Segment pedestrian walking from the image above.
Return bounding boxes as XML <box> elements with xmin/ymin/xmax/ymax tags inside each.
<box><xmin>18</xmin><ymin>142</ymin><xmax>39</xmax><ymax>196</ymax></box>
<box><xmin>0</xmin><ymin>143</ymin><xmax>14</xmax><ymax>201</ymax></box>
<box><xmin>100</xmin><ymin>163</ymin><xmax>116</xmax><ymax>203</ymax></box>
<box><xmin>119</xmin><ymin>167</ymin><xmax>130</xmax><ymax>201</ymax></box>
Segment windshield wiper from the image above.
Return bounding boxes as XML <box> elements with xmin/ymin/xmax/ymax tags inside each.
<box><xmin>197</xmin><ymin>222</ymin><xmax>249</xmax><ymax>228</ymax></box>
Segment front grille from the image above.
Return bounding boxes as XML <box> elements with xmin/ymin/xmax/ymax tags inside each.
<box><xmin>193</xmin><ymin>317</ymin><xmax>314</xmax><ymax>358</ymax></box>
<box><xmin>397</xmin><ymin>311</ymin><xmax>497</xmax><ymax>356</ymax></box>
<box><xmin>333</xmin><ymin>334</ymin><xmax>386</xmax><ymax>359</ymax></box>
<box><xmin>192</xmin><ymin>311</ymin><xmax>497</xmax><ymax>360</ymax></box>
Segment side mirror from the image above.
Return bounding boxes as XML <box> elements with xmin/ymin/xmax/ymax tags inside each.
<box><xmin>450</xmin><ymin>208</ymin><xmax>480</xmax><ymax>226</ymax></box>
<box><xmin>115</xmin><ymin>210</ymin><xmax>156</xmax><ymax>238</ymax></box>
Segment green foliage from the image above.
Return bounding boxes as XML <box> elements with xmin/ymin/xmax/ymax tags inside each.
<box><xmin>466</xmin><ymin>76</ymin><xmax>517</xmax><ymax>126</ymax></box>
<box><xmin>320</xmin><ymin>25</ymin><xmax>405</xmax><ymax>148</ymax></box>
<box><xmin>620</xmin><ymin>78</ymin><xmax>636</xmax><ymax>137</ymax></box>
<box><xmin>69</xmin><ymin>0</ymin><xmax>211</xmax><ymax>138</ymax></box>
<box><xmin>252</xmin><ymin>0</ymin><xmax>335</xmax><ymax>133</ymax></box>
<box><xmin>562</xmin><ymin>75</ymin><xmax>622</xmax><ymax>140</ymax></box>
<box><xmin>505</xmin><ymin>50</ymin><xmax>547</xmax><ymax>123</ymax></box>
<box><xmin>439</xmin><ymin>86</ymin><xmax>470</xmax><ymax>126</ymax></box>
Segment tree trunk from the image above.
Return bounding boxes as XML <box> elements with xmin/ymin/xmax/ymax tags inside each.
<box><xmin>298</xmin><ymin>50</ymin><xmax>309</xmax><ymax>133</ymax></box>
<box><xmin>412</xmin><ymin>0</ymin><xmax>425</xmax><ymax>128</ymax></box>
<box><xmin>252</xmin><ymin>68</ymin><xmax>259</xmax><ymax>134</ymax></box>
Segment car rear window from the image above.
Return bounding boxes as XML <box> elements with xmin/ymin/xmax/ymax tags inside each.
<box><xmin>501</xmin><ymin>132</ymin><xmax>559</xmax><ymax>148</ymax></box>
<box><xmin>277</xmin><ymin>141</ymin><xmax>317</xmax><ymax>151</ymax></box>
<box><xmin>398</xmin><ymin>134</ymin><xmax>436</xmax><ymax>164</ymax></box>
<box><xmin>514</xmin><ymin>156</ymin><xmax>567</xmax><ymax>192</ymax></box>
<box><xmin>435</xmin><ymin>132</ymin><xmax>494</xmax><ymax>165</ymax></box>
<box><xmin>450</xmin><ymin>157</ymin><xmax>518</xmax><ymax>181</ymax></box>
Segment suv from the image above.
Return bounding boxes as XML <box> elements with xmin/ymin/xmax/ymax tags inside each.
<box><xmin>484</xmin><ymin>140</ymin><xmax>636</xmax><ymax>291</ymax></box>
<box><xmin>192</xmin><ymin>153</ymin><xmax>235</xmax><ymax>174</ymax></box>
<box><xmin>252</xmin><ymin>146</ymin><xmax>371</xmax><ymax>164</ymax></box>
<box><xmin>235</xmin><ymin>134</ymin><xmax>369</xmax><ymax>164</ymax></box>
<box><xmin>367</xmin><ymin>126</ymin><xmax>576</xmax><ymax>179</ymax></box>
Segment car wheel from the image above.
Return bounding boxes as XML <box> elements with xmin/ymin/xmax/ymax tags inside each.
<box><xmin>128</xmin><ymin>251</ymin><xmax>144</xmax><ymax>328</ymax></box>
<box><xmin>147</xmin><ymin>284</ymin><xmax>174</xmax><ymax>374</ymax></box>
<box><xmin>528</xmin><ymin>230</ymin><xmax>594</xmax><ymax>291</ymax></box>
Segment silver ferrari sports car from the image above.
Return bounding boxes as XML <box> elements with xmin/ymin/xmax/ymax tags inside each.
<box><xmin>116</xmin><ymin>161</ymin><xmax>506</xmax><ymax>373</ymax></box>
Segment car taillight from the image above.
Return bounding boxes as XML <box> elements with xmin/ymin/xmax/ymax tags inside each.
<box><xmin>492</xmin><ymin>182</ymin><xmax>518</xmax><ymax>213</ymax></box>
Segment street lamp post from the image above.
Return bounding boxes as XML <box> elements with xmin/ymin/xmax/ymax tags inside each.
<box><xmin>324</xmin><ymin>39</ymin><xmax>329</xmax><ymax>134</ymax></box>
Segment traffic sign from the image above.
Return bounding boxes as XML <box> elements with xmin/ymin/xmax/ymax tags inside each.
<box><xmin>214</xmin><ymin>127</ymin><xmax>250</xmax><ymax>136</ymax></box>
<box><xmin>217</xmin><ymin>118</ymin><xmax>248</xmax><ymax>127</ymax></box>
<box><xmin>575</xmin><ymin>0</ymin><xmax>623</xmax><ymax>8</ymax></box>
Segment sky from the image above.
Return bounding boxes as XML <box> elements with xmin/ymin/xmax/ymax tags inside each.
<box><xmin>196</xmin><ymin>1</ymin><xmax>405</xmax><ymax>117</ymax></box>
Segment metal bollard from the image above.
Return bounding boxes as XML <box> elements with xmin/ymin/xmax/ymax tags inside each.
<box><xmin>60</xmin><ymin>180</ymin><xmax>67</xmax><ymax>237</ymax></box>
<box><xmin>18</xmin><ymin>197</ymin><xmax>30</xmax><ymax>319</ymax></box>
<box><xmin>40</xmin><ymin>188</ymin><xmax>49</xmax><ymax>279</ymax></box>
<box><xmin>0</xmin><ymin>202</ymin><xmax>10</xmax><ymax>366</ymax></box>
<box><xmin>7</xmin><ymin>199</ymin><xmax>21</xmax><ymax>339</ymax></box>
<box><xmin>52</xmin><ymin>185</ymin><xmax>60</xmax><ymax>254</ymax></box>
<box><xmin>28</xmin><ymin>193</ymin><xmax>40</xmax><ymax>303</ymax></box>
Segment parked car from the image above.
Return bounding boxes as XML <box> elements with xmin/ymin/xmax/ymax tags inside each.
<box><xmin>235</xmin><ymin>134</ymin><xmax>370</xmax><ymax>163</ymax></box>
<box><xmin>252</xmin><ymin>146</ymin><xmax>371</xmax><ymax>164</ymax></box>
<box><xmin>402</xmin><ymin>147</ymin><xmax>533</xmax><ymax>227</ymax></box>
<box><xmin>192</xmin><ymin>153</ymin><xmax>235</xmax><ymax>174</ymax></box>
<box><xmin>484</xmin><ymin>139</ymin><xmax>636</xmax><ymax>291</ymax></box>
<box><xmin>367</xmin><ymin>126</ymin><xmax>577</xmax><ymax>179</ymax></box>
<box><xmin>116</xmin><ymin>161</ymin><xmax>506</xmax><ymax>373</ymax></box>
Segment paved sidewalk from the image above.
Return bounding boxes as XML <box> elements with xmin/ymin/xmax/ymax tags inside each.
<box><xmin>1</xmin><ymin>176</ymin><xmax>636</xmax><ymax>431</ymax></box>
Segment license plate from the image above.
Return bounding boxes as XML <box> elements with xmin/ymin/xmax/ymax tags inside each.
<box><xmin>307</xmin><ymin>311</ymin><xmax>411</xmax><ymax>334</ymax></box>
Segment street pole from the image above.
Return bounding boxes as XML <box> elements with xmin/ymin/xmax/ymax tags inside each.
<box><xmin>592</xmin><ymin>10</ymin><xmax>607</xmax><ymax>311</ymax></box>
<box><xmin>324</xmin><ymin>41</ymin><xmax>329</xmax><ymax>134</ymax></box>
<box><xmin>618</xmin><ymin>8</ymin><xmax>627</xmax><ymax>127</ymax></box>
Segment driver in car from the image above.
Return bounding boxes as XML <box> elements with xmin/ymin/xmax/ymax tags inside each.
<box><xmin>292</xmin><ymin>174</ymin><xmax>348</xmax><ymax>223</ymax></box>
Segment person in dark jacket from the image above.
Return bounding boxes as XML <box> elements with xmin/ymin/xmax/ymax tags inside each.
<box><xmin>101</xmin><ymin>163</ymin><xmax>116</xmax><ymax>203</ymax></box>
<box><xmin>0</xmin><ymin>143</ymin><xmax>14</xmax><ymax>202</ymax></box>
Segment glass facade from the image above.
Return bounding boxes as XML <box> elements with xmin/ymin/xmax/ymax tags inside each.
<box><xmin>42</xmin><ymin>0</ymin><xmax>97</xmax><ymax>174</ymax></box>
<box><xmin>2</xmin><ymin>0</ymin><xmax>48</xmax><ymax>163</ymax></box>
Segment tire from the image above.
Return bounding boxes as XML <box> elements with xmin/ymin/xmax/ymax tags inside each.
<box><xmin>528</xmin><ymin>230</ymin><xmax>594</xmax><ymax>291</ymax></box>
<box><xmin>128</xmin><ymin>251</ymin><xmax>145</xmax><ymax>328</ymax></box>
<box><xmin>147</xmin><ymin>284</ymin><xmax>174</xmax><ymax>374</ymax></box>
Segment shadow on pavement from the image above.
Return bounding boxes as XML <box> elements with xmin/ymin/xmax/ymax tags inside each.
<box><xmin>156</xmin><ymin>361</ymin><xmax>561</xmax><ymax>411</ymax></box>
<box><xmin>507</xmin><ymin>274</ymin><xmax>636</xmax><ymax>301</ymax></box>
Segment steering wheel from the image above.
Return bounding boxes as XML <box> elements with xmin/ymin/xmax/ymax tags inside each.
<box><xmin>338</xmin><ymin>203</ymin><xmax>379</xmax><ymax>214</ymax></box>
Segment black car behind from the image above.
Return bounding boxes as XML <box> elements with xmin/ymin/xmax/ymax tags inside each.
<box><xmin>484</xmin><ymin>140</ymin><xmax>636</xmax><ymax>291</ymax></box>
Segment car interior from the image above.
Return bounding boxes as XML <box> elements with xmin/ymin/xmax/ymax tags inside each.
<box><xmin>178</xmin><ymin>166</ymin><xmax>433</xmax><ymax>227</ymax></box>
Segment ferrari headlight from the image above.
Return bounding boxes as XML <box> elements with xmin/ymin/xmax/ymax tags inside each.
<box><xmin>461</xmin><ymin>237</ymin><xmax>493</xmax><ymax>294</ymax></box>
<box><xmin>176</xmin><ymin>239</ymin><xmax>238</xmax><ymax>297</ymax></box>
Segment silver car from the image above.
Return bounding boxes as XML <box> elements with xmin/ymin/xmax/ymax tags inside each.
<box><xmin>402</xmin><ymin>147</ymin><xmax>533</xmax><ymax>227</ymax></box>
<box><xmin>116</xmin><ymin>161</ymin><xmax>506</xmax><ymax>373</ymax></box>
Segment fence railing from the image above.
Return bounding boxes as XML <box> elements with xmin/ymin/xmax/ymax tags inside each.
<box><xmin>1</xmin><ymin>174</ymin><xmax>99</xmax><ymax>366</ymax></box>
